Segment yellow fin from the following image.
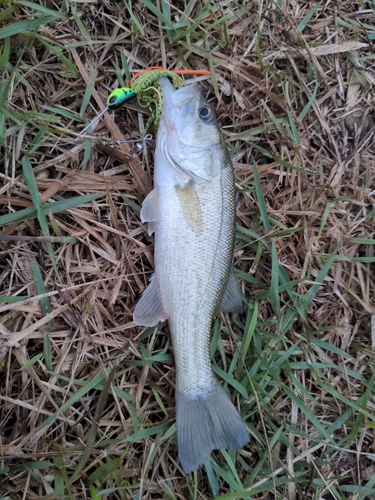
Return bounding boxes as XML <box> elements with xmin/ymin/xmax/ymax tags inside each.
<box><xmin>176</xmin><ymin>181</ymin><xmax>202</xmax><ymax>233</ymax></box>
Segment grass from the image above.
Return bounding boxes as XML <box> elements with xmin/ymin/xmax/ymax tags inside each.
<box><xmin>1</xmin><ymin>0</ymin><xmax>375</xmax><ymax>498</ymax></box>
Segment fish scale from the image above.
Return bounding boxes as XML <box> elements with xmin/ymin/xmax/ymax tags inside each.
<box><xmin>134</xmin><ymin>77</ymin><xmax>249</xmax><ymax>472</ymax></box>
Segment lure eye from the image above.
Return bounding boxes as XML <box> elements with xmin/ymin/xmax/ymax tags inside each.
<box><xmin>108</xmin><ymin>96</ymin><xmax>117</xmax><ymax>105</ymax></box>
<box><xmin>199</xmin><ymin>105</ymin><xmax>215</xmax><ymax>123</ymax></box>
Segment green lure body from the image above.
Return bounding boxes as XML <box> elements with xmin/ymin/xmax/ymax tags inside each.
<box><xmin>107</xmin><ymin>87</ymin><xmax>135</xmax><ymax>109</ymax></box>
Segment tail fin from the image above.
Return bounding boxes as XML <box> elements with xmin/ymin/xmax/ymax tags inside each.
<box><xmin>176</xmin><ymin>380</ymin><xmax>249</xmax><ymax>473</ymax></box>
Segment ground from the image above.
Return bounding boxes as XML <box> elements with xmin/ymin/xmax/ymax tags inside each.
<box><xmin>0</xmin><ymin>1</ymin><xmax>375</xmax><ymax>499</ymax></box>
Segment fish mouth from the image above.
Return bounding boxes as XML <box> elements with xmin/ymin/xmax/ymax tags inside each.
<box><xmin>160</xmin><ymin>77</ymin><xmax>198</xmax><ymax>116</ymax></box>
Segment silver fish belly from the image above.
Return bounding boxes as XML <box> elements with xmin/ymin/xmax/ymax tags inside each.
<box><xmin>134</xmin><ymin>77</ymin><xmax>249</xmax><ymax>473</ymax></box>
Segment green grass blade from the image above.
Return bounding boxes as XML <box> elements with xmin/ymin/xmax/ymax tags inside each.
<box><xmin>161</xmin><ymin>0</ymin><xmax>173</xmax><ymax>42</ymax></box>
<box><xmin>28</xmin><ymin>122</ymin><xmax>49</xmax><ymax>154</ymax></box>
<box><xmin>40</xmin><ymin>105</ymin><xmax>86</xmax><ymax>122</ymax></box>
<box><xmin>281</xmin><ymin>383</ymin><xmax>334</xmax><ymax>443</ymax></box>
<box><xmin>318</xmin><ymin>201</ymin><xmax>331</xmax><ymax>237</ymax></box>
<box><xmin>0</xmin><ymin>16</ymin><xmax>59</xmax><ymax>40</ymax></box>
<box><xmin>298</xmin><ymin>81</ymin><xmax>319</xmax><ymax>122</ymax></box>
<box><xmin>123</xmin><ymin>1</ymin><xmax>144</xmax><ymax>35</ymax></box>
<box><xmin>41</xmin><ymin>44</ymin><xmax>78</xmax><ymax>76</ymax></box>
<box><xmin>287</xmin><ymin>110</ymin><xmax>300</xmax><ymax>147</ymax></box>
<box><xmin>241</xmin><ymin>301</ymin><xmax>258</xmax><ymax>359</ymax></box>
<box><xmin>220</xmin><ymin>449</ymin><xmax>243</xmax><ymax>486</ymax></box>
<box><xmin>20</xmin><ymin>353</ymin><xmax>44</xmax><ymax>369</ymax></box>
<box><xmin>159</xmin><ymin>479</ymin><xmax>178</xmax><ymax>500</ymax></box>
<box><xmin>210</xmin><ymin>459</ymin><xmax>244</xmax><ymax>492</ymax></box>
<box><xmin>297</xmin><ymin>0</ymin><xmax>324</xmax><ymax>32</ymax></box>
<box><xmin>0</xmin><ymin>5</ymin><xmax>18</xmax><ymax>23</ymax></box>
<box><xmin>22</xmin><ymin>156</ymin><xmax>60</xmax><ymax>280</ymax></box>
<box><xmin>120</xmin><ymin>423</ymin><xmax>170</xmax><ymax>443</ymax></box>
<box><xmin>270</xmin><ymin>240</ymin><xmax>280</xmax><ymax>321</ymax></box>
<box><xmin>16</xmin><ymin>1</ymin><xmax>65</xmax><ymax>18</ymax></box>
<box><xmin>305</xmin><ymin>253</ymin><xmax>336</xmax><ymax>307</ymax></box>
<box><xmin>213</xmin><ymin>365</ymin><xmax>248</xmax><ymax>398</ymax></box>
<box><xmin>43</xmin><ymin>334</ymin><xmax>52</xmax><ymax>372</ymax></box>
<box><xmin>32</xmin><ymin>260</ymin><xmax>53</xmax><ymax>329</ymax></box>
<box><xmin>139</xmin><ymin>0</ymin><xmax>174</xmax><ymax>29</ymax></box>
<box><xmin>80</xmin><ymin>71</ymin><xmax>97</xmax><ymax>116</ymax></box>
<box><xmin>30</xmin><ymin>369</ymin><xmax>111</xmax><ymax>445</ymax></box>
<box><xmin>0</xmin><ymin>193</ymin><xmax>105</xmax><ymax>227</ymax></box>
<box><xmin>0</xmin><ymin>35</ymin><xmax>10</xmax><ymax>68</ymax></box>
<box><xmin>204</xmin><ymin>458</ymin><xmax>219</xmax><ymax>497</ymax></box>
<box><xmin>349</xmin><ymin>237</ymin><xmax>375</xmax><ymax>244</ymax></box>
<box><xmin>89</xmin><ymin>458</ymin><xmax>122</xmax><ymax>481</ymax></box>
<box><xmin>81</xmin><ymin>138</ymin><xmax>93</xmax><ymax>171</ymax></box>
<box><xmin>0</xmin><ymin>295</ymin><xmax>29</xmax><ymax>303</ymax></box>
<box><xmin>71</xmin><ymin>3</ymin><xmax>92</xmax><ymax>43</ymax></box>
<box><xmin>263</xmin><ymin>101</ymin><xmax>285</xmax><ymax>137</ymax></box>
<box><xmin>343</xmin><ymin>372</ymin><xmax>375</xmax><ymax>444</ymax></box>
<box><xmin>53</xmin><ymin>455</ymin><xmax>74</xmax><ymax>500</ymax></box>
<box><xmin>244</xmin><ymin>141</ymin><xmax>312</xmax><ymax>174</ymax></box>
<box><xmin>151</xmin><ymin>387</ymin><xmax>168</xmax><ymax>417</ymax></box>
<box><xmin>252</xmin><ymin>163</ymin><xmax>270</xmax><ymax>233</ymax></box>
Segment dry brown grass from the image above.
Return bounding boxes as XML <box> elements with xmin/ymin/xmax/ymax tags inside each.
<box><xmin>1</xmin><ymin>1</ymin><xmax>375</xmax><ymax>499</ymax></box>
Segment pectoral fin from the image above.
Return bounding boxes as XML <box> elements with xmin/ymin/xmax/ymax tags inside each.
<box><xmin>133</xmin><ymin>275</ymin><xmax>168</xmax><ymax>326</ymax></box>
<box><xmin>140</xmin><ymin>188</ymin><xmax>159</xmax><ymax>235</ymax></box>
<box><xmin>176</xmin><ymin>181</ymin><xmax>202</xmax><ymax>232</ymax></box>
<box><xmin>217</xmin><ymin>267</ymin><xmax>243</xmax><ymax>314</ymax></box>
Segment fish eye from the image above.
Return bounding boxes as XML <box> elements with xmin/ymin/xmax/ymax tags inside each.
<box><xmin>199</xmin><ymin>105</ymin><xmax>215</xmax><ymax>123</ymax></box>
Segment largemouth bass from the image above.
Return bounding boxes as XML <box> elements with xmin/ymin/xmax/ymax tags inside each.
<box><xmin>134</xmin><ymin>77</ymin><xmax>249</xmax><ymax>473</ymax></box>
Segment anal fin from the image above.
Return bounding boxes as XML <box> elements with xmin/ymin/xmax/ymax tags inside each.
<box><xmin>218</xmin><ymin>267</ymin><xmax>243</xmax><ymax>314</ymax></box>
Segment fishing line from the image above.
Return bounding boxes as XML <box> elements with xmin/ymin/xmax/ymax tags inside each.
<box><xmin>75</xmin><ymin>106</ymin><xmax>109</xmax><ymax>140</ymax></box>
<box><xmin>100</xmin><ymin>133</ymin><xmax>153</xmax><ymax>148</ymax></box>
<box><xmin>21</xmin><ymin>133</ymin><xmax>153</xmax><ymax>157</ymax></box>
<box><xmin>13</xmin><ymin>54</ymin><xmax>62</xmax><ymax>92</ymax></box>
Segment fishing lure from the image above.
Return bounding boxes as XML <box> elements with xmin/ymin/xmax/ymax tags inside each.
<box><xmin>106</xmin><ymin>87</ymin><xmax>136</xmax><ymax>109</ymax></box>
<box><xmin>77</xmin><ymin>67</ymin><xmax>210</xmax><ymax>139</ymax></box>
<box><xmin>106</xmin><ymin>67</ymin><xmax>211</xmax><ymax>129</ymax></box>
<box><xmin>106</xmin><ymin>68</ymin><xmax>185</xmax><ymax>130</ymax></box>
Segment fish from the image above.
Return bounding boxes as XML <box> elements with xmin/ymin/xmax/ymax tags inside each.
<box><xmin>133</xmin><ymin>77</ymin><xmax>249</xmax><ymax>473</ymax></box>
